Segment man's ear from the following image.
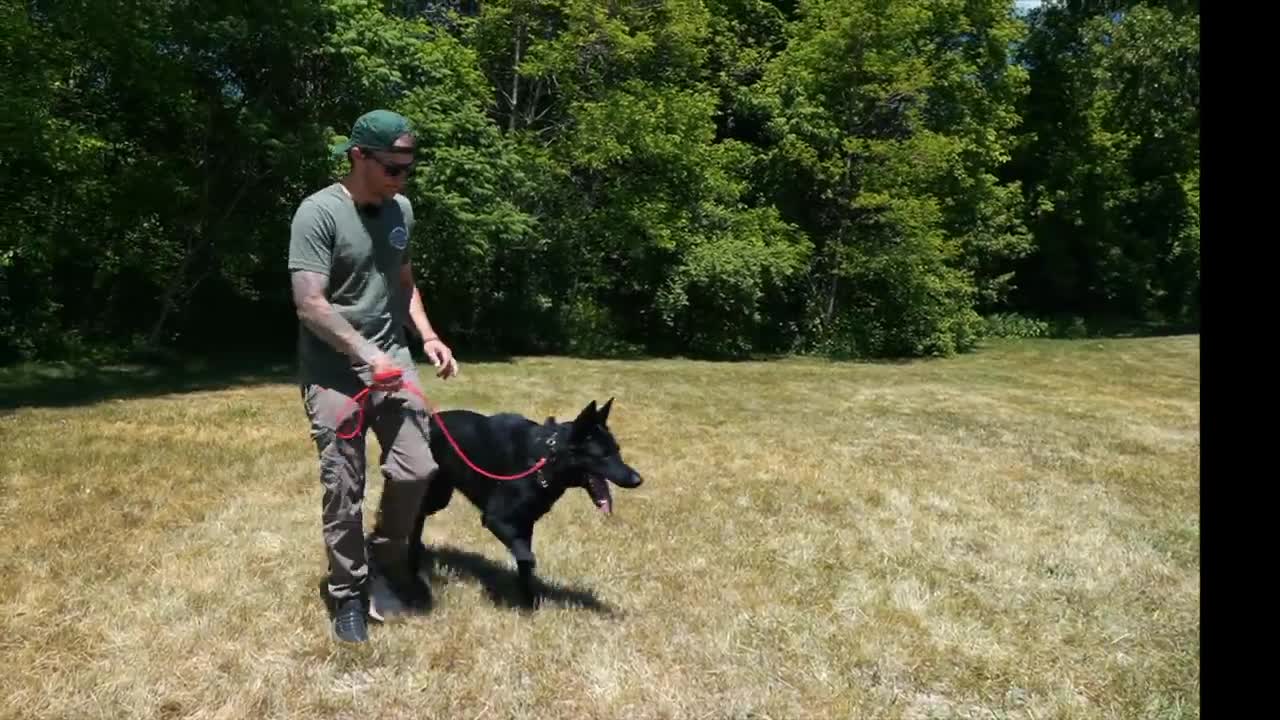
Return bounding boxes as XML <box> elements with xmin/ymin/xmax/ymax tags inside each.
<box><xmin>598</xmin><ymin>397</ymin><xmax>614</xmax><ymax>426</ymax></box>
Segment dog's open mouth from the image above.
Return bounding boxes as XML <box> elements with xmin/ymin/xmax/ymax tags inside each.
<box><xmin>586</xmin><ymin>475</ymin><xmax>613</xmax><ymax>514</ymax></box>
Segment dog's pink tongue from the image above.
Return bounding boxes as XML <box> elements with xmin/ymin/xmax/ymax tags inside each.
<box><xmin>598</xmin><ymin>499</ymin><xmax>612</xmax><ymax>514</ymax></box>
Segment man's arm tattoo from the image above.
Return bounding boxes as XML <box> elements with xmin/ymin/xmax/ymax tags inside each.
<box><xmin>291</xmin><ymin>270</ymin><xmax>378</xmax><ymax>364</ymax></box>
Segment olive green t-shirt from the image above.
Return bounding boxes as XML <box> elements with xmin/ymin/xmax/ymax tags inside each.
<box><xmin>288</xmin><ymin>182</ymin><xmax>416</xmax><ymax>388</ymax></box>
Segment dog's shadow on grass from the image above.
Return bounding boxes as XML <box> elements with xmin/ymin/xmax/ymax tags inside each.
<box><xmin>425</xmin><ymin>545</ymin><xmax>619</xmax><ymax>616</ymax></box>
<box><xmin>316</xmin><ymin>544</ymin><xmax>618</xmax><ymax>617</ymax></box>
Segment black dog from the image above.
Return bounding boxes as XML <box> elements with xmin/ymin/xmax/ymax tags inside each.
<box><xmin>408</xmin><ymin>398</ymin><xmax>643</xmax><ymax>607</ymax></box>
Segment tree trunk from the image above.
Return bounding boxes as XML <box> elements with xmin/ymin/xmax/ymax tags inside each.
<box><xmin>148</xmin><ymin>247</ymin><xmax>198</xmax><ymax>347</ymax></box>
<box><xmin>147</xmin><ymin>171</ymin><xmax>255</xmax><ymax>347</ymax></box>
<box><xmin>825</xmin><ymin>274</ymin><xmax>838</xmax><ymax>325</ymax></box>
<box><xmin>508</xmin><ymin>20</ymin><xmax>523</xmax><ymax>132</ymax></box>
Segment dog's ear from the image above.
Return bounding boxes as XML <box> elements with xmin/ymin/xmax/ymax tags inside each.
<box><xmin>544</xmin><ymin>416</ymin><xmax>557</xmax><ymax>426</ymax></box>
<box><xmin>598</xmin><ymin>397</ymin><xmax>614</xmax><ymax>426</ymax></box>
<box><xmin>571</xmin><ymin>400</ymin><xmax>598</xmax><ymax>440</ymax></box>
<box><xmin>574</xmin><ymin>400</ymin><xmax>598</xmax><ymax>424</ymax></box>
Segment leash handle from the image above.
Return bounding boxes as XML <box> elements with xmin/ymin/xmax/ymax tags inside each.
<box><xmin>331</xmin><ymin>374</ymin><xmax>548</xmax><ymax>481</ymax></box>
<box><xmin>373</xmin><ymin>368</ymin><xmax>403</xmax><ymax>384</ymax></box>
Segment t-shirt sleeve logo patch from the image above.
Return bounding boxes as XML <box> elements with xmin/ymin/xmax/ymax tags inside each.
<box><xmin>389</xmin><ymin>226</ymin><xmax>409</xmax><ymax>250</ymax></box>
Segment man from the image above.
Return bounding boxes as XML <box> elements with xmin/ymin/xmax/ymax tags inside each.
<box><xmin>288</xmin><ymin>109</ymin><xmax>459</xmax><ymax>643</ymax></box>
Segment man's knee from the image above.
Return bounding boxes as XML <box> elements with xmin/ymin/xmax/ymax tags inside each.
<box><xmin>376</xmin><ymin>449</ymin><xmax>435</xmax><ymax>541</ymax></box>
<box><xmin>384</xmin><ymin>425</ymin><xmax>438</xmax><ymax>485</ymax></box>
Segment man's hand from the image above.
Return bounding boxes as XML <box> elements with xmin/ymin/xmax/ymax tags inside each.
<box><xmin>423</xmin><ymin>337</ymin><xmax>458</xmax><ymax>379</ymax></box>
<box><xmin>400</xmin><ymin>262</ymin><xmax>457</xmax><ymax>379</ymax></box>
<box><xmin>369</xmin><ymin>353</ymin><xmax>405</xmax><ymax>391</ymax></box>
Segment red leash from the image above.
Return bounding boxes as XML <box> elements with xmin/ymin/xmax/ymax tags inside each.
<box><xmin>334</xmin><ymin>368</ymin><xmax>548</xmax><ymax>482</ymax></box>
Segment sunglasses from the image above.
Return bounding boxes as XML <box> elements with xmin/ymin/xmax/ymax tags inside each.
<box><xmin>359</xmin><ymin>148</ymin><xmax>416</xmax><ymax>178</ymax></box>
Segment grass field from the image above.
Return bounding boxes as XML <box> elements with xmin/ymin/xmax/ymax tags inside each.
<box><xmin>0</xmin><ymin>335</ymin><xmax>1200</xmax><ymax>719</ymax></box>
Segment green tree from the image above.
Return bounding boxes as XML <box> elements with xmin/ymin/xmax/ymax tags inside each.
<box><xmin>462</xmin><ymin>0</ymin><xmax>809</xmax><ymax>357</ymax></box>
<box><xmin>2</xmin><ymin>0</ymin><xmax>338</xmax><ymax>358</ymax></box>
<box><xmin>1013</xmin><ymin>1</ymin><xmax>1200</xmax><ymax>325</ymax></box>
<box><xmin>754</xmin><ymin>0</ymin><xmax>1031</xmax><ymax>357</ymax></box>
<box><xmin>0</xmin><ymin>0</ymin><xmax>1199</xmax><ymax>363</ymax></box>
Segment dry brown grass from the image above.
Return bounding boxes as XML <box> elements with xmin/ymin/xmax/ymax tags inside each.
<box><xmin>0</xmin><ymin>335</ymin><xmax>1199</xmax><ymax>719</ymax></box>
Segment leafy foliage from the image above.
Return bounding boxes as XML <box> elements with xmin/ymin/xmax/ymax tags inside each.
<box><xmin>751</xmin><ymin>0</ymin><xmax>1032</xmax><ymax>356</ymax></box>
<box><xmin>1013</xmin><ymin>1</ymin><xmax>1200</xmax><ymax>325</ymax></box>
<box><xmin>2</xmin><ymin>0</ymin><xmax>1199</xmax><ymax>362</ymax></box>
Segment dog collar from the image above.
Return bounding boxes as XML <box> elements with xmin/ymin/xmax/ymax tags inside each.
<box><xmin>534</xmin><ymin>432</ymin><xmax>561</xmax><ymax>489</ymax></box>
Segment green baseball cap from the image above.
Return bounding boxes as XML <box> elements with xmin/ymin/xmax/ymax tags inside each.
<box><xmin>330</xmin><ymin>109</ymin><xmax>414</xmax><ymax>158</ymax></box>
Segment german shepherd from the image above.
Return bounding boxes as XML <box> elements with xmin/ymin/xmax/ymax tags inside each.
<box><xmin>407</xmin><ymin>398</ymin><xmax>643</xmax><ymax>607</ymax></box>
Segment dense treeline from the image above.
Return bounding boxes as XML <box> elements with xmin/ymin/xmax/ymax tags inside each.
<box><xmin>0</xmin><ymin>0</ymin><xmax>1199</xmax><ymax>362</ymax></box>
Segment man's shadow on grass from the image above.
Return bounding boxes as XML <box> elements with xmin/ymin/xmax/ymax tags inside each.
<box><xmin>0</xmin><ymin>355</ymin><xmax>298</xmax><ymax>412</ymax></box>
<box><xmin>316</xmin><ymin>544</ymin><xmax>617</xmax><ymax>617</ymax></box>
<box><xmin>0</xmin><ymin>350</ymin><xmax>517</xmax><ymax>412</ymax></box>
